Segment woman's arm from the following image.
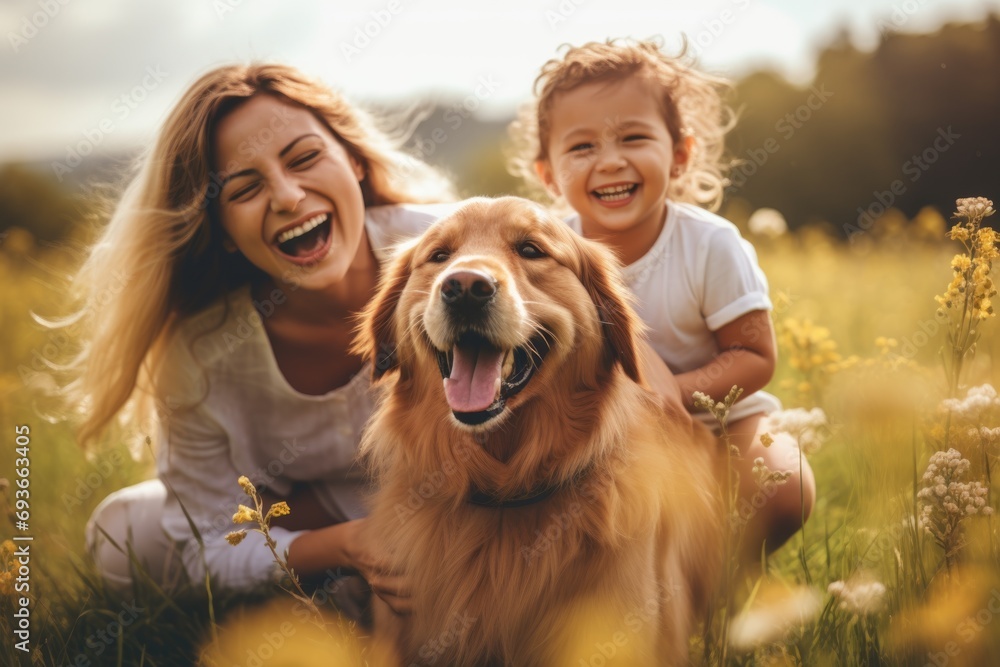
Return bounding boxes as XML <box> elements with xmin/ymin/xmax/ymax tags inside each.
<box><xmin>286</xmin><ymin>518</ymin><xmax>412</xmax><ymax>613</ymax></box>
<box><xmin>674</xmin><ymin>310</ymin><xmax>777</xmax><ymax>410</ymax></box>
<box><xmin>261</xmin><ymin>484</ymin><xmax>339</xmax><ymax>532</ymax></box>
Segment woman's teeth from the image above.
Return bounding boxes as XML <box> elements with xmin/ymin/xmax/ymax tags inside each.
<box><xmin>276</xmin><ymin>213</ymin><xmax>328</xmax><ymax>244</ymax></box>
<box><xmin>593</xmin><ymin>184</ymin><xmax>637</xmax><ymax>201</ymax></box>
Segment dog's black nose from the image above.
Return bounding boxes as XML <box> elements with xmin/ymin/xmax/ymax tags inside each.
<box><xmin>441</xmin><ymin>269</ymin><xmax>497</xmax><ymax>309</ymax></box>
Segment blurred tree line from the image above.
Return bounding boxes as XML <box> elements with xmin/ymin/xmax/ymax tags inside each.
<box><xmin>1</xmin><ymin>15</ymin><xmax>998</xmax><ymax>245</ymax></box>
<box><xmin>722</xmin><ymin>15</ymin><xmax>1000</xmax><ymax>236</ymax></box>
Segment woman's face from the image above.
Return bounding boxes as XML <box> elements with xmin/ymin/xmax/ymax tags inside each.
<box><xmin>212</xmin><ymin>93</ymin><xmax>367</xmax><ymax>291</ymax></box>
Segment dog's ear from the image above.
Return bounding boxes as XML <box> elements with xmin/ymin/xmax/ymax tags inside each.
<box><xmin>574</xmin><ymin>236</ymin><xmax>644</xmax><ymax>383</ymax></box>
<box><xmin>351</xmin><ymin>240</ymin><xmax>417</xmax><ymax>381</ymax></box>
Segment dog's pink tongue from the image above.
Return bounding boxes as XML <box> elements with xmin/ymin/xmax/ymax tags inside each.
<box><xmin>444</xmin><ymin>344</ymin><xmax>503</xmax><ymax>412</ymax></box>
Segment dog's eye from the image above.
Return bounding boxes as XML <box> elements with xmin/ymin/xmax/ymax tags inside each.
<box><xmin>429</xmin><ymin>249</ymin><xmax>451</xmax><ymax>263</ymax></box>
<box><xmin>517</xmin><ymin>242</ymin><xmax>545</xmax><ymax>259</ymax></box>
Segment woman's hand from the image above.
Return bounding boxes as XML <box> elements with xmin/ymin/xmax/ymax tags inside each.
<box><xmin>335</xmin><ymin>518</ymin><xmax>412</xmax><ymax>615</ymax></box>
<box><xmin>286</xmin><ymin>518</ymin><xmax>412</xmax><ymax>615</ymax></box>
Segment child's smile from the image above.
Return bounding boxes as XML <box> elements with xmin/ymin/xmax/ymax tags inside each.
<box><xmin>592</xmin><ymin>182</ymin><xmax>640</xmax><ymax>206</ymax></box>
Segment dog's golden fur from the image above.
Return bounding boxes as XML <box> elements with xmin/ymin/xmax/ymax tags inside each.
<box><xmin>353</xmin><ymin>197</ymin><xmax>724</xmax><ymax>666</ymax></box>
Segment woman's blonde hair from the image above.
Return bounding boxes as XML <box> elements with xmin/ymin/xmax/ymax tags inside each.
<box><xmin>508</xmin><ymin>37</ymin><xmax>735</xmax><ymax>212</ymax></box>
<box><xmin>63</xmin><ymin>63</ymin><xmax>454</xmax><ymax>446</ymax></box>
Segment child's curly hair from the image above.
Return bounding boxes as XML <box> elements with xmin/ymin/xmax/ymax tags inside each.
<box><xmin>508</xmin><ymin>37</ymin><xmax>736</xmax><ymax>212</ymax></box>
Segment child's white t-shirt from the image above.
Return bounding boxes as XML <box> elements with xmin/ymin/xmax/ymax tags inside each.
<box><xmin>565</xmin><ymin>201</ymin><xmax>782</xmax><ymax>427</ymax></box>
<box><xmin>154</xmin><ymin>202</ymin><xmax>458</xmax><ymax>590</ymax></box>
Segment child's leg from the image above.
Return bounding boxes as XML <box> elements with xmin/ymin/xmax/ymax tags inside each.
<box><xmin>727</xmin><ymin>414</ymin><xmax>816</xmax><ymax>563</ymax></box>
<box><xmin>85</xmin><ymin>479</ymin><xmax>186</xmax><ymax>591</ymax></box>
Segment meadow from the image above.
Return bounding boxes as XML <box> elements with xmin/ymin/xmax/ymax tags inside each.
<box><xmin>1</xmin><ymin>198</ymin><xmax>999</xmax><ymax>666</ymax></box>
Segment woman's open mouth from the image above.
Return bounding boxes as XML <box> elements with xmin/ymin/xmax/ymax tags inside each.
<box><xmin>273</xmin><ymin>213</ymin><xmax>333</xmax><ymax>265</ymax></box>
<box><xmin>435</xmin><ymin>330</ymin><xmax>552</xmax><ymax>426</ymax></box>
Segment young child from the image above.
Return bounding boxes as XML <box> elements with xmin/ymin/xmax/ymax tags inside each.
<box><xmin>511</xmin><ymin>38</ymin><xmax>815</xmax><ymax>558</ymax></box>
<box><xmin>69</xmin><ymin>63</ymin><xmax>457</xmax><ymax>614</ymax></box>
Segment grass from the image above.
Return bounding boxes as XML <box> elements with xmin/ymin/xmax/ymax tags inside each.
<box><xmin>1</xmin><ymin>206</ymin><xmax>999</xmax><ymax>665</ymax></box>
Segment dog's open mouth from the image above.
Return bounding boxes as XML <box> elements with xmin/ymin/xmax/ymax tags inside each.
<box><xmin>436</xmin><ymin>331</ymin><xmax>551</xmax><ymax>426</ymax></box>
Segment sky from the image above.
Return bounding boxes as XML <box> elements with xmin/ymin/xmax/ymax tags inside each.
<box><xmin>1</xmin><ymin>0</ymin><xmax>997</xmax><ymax>163</ymax></box>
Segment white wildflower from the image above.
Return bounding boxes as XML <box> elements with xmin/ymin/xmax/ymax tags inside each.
<box><xmin>692</xmin><ymin>386</ymin><xmax>743</xmax><ymax>428</ymax></box>
<box><xmin>761</xmin><ymin>407</ymin><xmax>829</xmax><ymax>454</ymax></box>
<box><xmin>940</xmin><ymin>384</ymin><xmax>1000</xmax><ymax>421</ymax></box>
<box><xmin>955</xmin><ymin>197</ymin><xmax>995</xmax><ymax>220</ymax></box>
<box><xmin>828</xmin><ymin>577</ymin><xmax>887</xmax><ymax>615</ymax></box>
<box><xmin>728</xmin><ymin>586</ymin><xmax>822</xmax><ymax>651</ymax></box>
<box><xmin>973</xmin><ymin>426</ymin><xmax>1000</xmax><ymax>446</ymax></box>
<box><xmin>747</xmin><ymin>208</ymin><xmax>788</xmax><ymax>239</ymax></box>
<box><xmin>917</xmin><ymin>448</ymin><xmax>994</xmax><ymax>553</ymax></box>
<box><xmin>752</xmin><ymin>457</ymin><xmax>792</xmax><ymax>488</ymax></box>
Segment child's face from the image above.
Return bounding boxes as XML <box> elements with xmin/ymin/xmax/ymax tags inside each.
<box><xmin>537</xmin><ymin>76</ymin><xmax>688</xmax><ymax>243</ymax></box>
<box><xmin>212</xmin><ymin>94</ymin><xmax>367</xmax><ymax>290</ymax></box>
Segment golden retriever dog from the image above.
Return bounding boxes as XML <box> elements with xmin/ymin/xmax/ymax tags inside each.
<box><xmin>352</xmin><ymin>197</ymin><xmax>724</xmax><ymax>666</ymax></box>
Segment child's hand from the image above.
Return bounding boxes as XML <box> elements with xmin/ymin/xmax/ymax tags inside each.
<box><xmin>637</xmin><ymin>339</ymin><xmax>692</xmax><ymax>428</ymax></box>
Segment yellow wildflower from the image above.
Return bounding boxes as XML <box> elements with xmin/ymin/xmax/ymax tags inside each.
<box><xmin>760</xmin><ymin>433</ymin><xmax>774</xmax><ymax>448</ymax></box>
<box><xmin>225</xmin><ymin>530</ymin><xmax>248</xmax><ymax>546</ymax></box>
<box><xmin>938</xmin><ymin>197</ymin><xmax>997</xmax><ymax>395</ymax></box>
<box><xmin>238</xmin><ymin>475</ymin><xmax>256</xmax><ymax>496</ymax></box>
<box><xmin>948</xmin><ymin>226</ymin><xmax>970</xmax><ymax>242</ymax></box>
<box><xmin>951</xmin><ymin>254</ymin><xmax>972</xmax><ymax>272</ymax></box>
<box><xmin>0</xmin><ymin>571</ymin><xmax>13</xmax><ymax>596</ymax></box>
<box><xmin>232</xmin><ymin>505</ymin><xmax>259</xmax><ymax>524</ymax></box>
<box><xmin>266</xmin><ymin>501</ymin><xmax>291</xmax><ymax>520</ymax></box>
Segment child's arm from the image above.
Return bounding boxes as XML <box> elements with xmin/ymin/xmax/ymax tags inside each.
<box><xmin>675</xmin><ymin>310</ymin><xmax>776</xmax><ymax>410</ymax></box>
<box><xmin>637</xmin><ymin>338</ymin><xmax>693</xmax><ymax>427</ymax></box>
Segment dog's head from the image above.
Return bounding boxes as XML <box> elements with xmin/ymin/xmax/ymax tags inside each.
<box><xmin>353</xmin><ymin>197</ymin><xmax>643</xmax><ymax>432</ymax></box>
